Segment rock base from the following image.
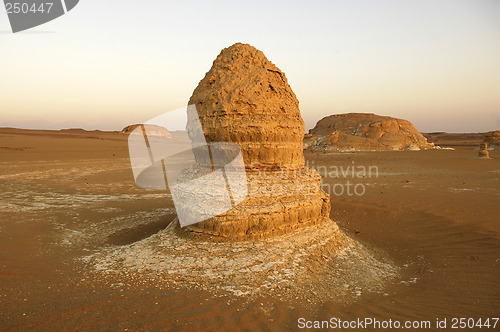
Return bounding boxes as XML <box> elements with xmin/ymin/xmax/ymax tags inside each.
<box><xmin>183</xmin><ymin>167</ymin><xmax>331</xmax><ymax>239</ymax></box>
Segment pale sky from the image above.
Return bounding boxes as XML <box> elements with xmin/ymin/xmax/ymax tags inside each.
<box><xmin>0</xmin><ymin>0</ymin><xmax>499</xmax><ymax>133</ymax></box>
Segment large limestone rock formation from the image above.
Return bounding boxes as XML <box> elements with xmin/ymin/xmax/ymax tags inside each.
<box><xmin>183</xmin><ymin>43</ymin><xmax>332</xmax><ymax>239</ymax></box>
<box><xmin>305</xmin><ymin>113</ymin><xmax>434</xmax><ymax>151</ymax></box>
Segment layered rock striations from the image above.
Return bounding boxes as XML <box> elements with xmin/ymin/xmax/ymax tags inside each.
<box><xmin>305</xmin><ymin>113</ymin><xmax>434</xmax><ymax>151</ymax></box>
<box><xmin>183</xmin><ymin>43</ymin><xmax>332</xmax><ymax>239</ymax></box>
<box><xmin>188</xmin><ymin>43</ymin><xmax>305</xmax><ymax>168</ymax></box>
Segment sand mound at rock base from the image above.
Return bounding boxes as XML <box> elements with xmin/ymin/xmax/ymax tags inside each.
<box><xmin>82</xmin><ymin>219</ymin><xmax>399</xmax><ymax>304</ymax></box>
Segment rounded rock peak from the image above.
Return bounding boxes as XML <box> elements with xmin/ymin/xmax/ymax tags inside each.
<box><xmin>188</xmin><ymin>42</ymin><xmax>305</xmax><ymax>168</ymax></box>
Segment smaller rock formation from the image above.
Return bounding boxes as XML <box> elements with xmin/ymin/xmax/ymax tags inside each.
<box><xmin>478</xmin><ymin>142</ymin><xmax>490</xmax><ymax>159</ymax></box>
<box><xmin>121</xmin><ymin>124</ymin><xmax>172</xmax><ymax>138</ymax></box>
<box><xmin>305</xmin><ymin>113</ymin><xmax>435</xmax><ymax>151</ymax></box>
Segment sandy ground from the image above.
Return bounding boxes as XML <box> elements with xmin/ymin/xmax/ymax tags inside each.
<box><xmin>0</xmin><ymin>128</ymin><xmax>499</xmax><ymax>331</ymax></box>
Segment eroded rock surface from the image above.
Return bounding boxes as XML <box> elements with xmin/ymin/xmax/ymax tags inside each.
<box><xmin>188</xmin><ymin>42</ymin><xmax>305</xmax><ymax>168</ymax></box>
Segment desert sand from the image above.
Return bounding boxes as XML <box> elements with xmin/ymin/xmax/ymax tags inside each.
<box><xmin>0</xmin><ymin>127</ymin><xmax>499</xmax><ymax>331</ymax></box>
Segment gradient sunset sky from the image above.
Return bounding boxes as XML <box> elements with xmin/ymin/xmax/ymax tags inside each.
<box><xmin>1</xmin><ymin>0</ymin><xmax>499</xmax><ymax>132</ymax></box>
